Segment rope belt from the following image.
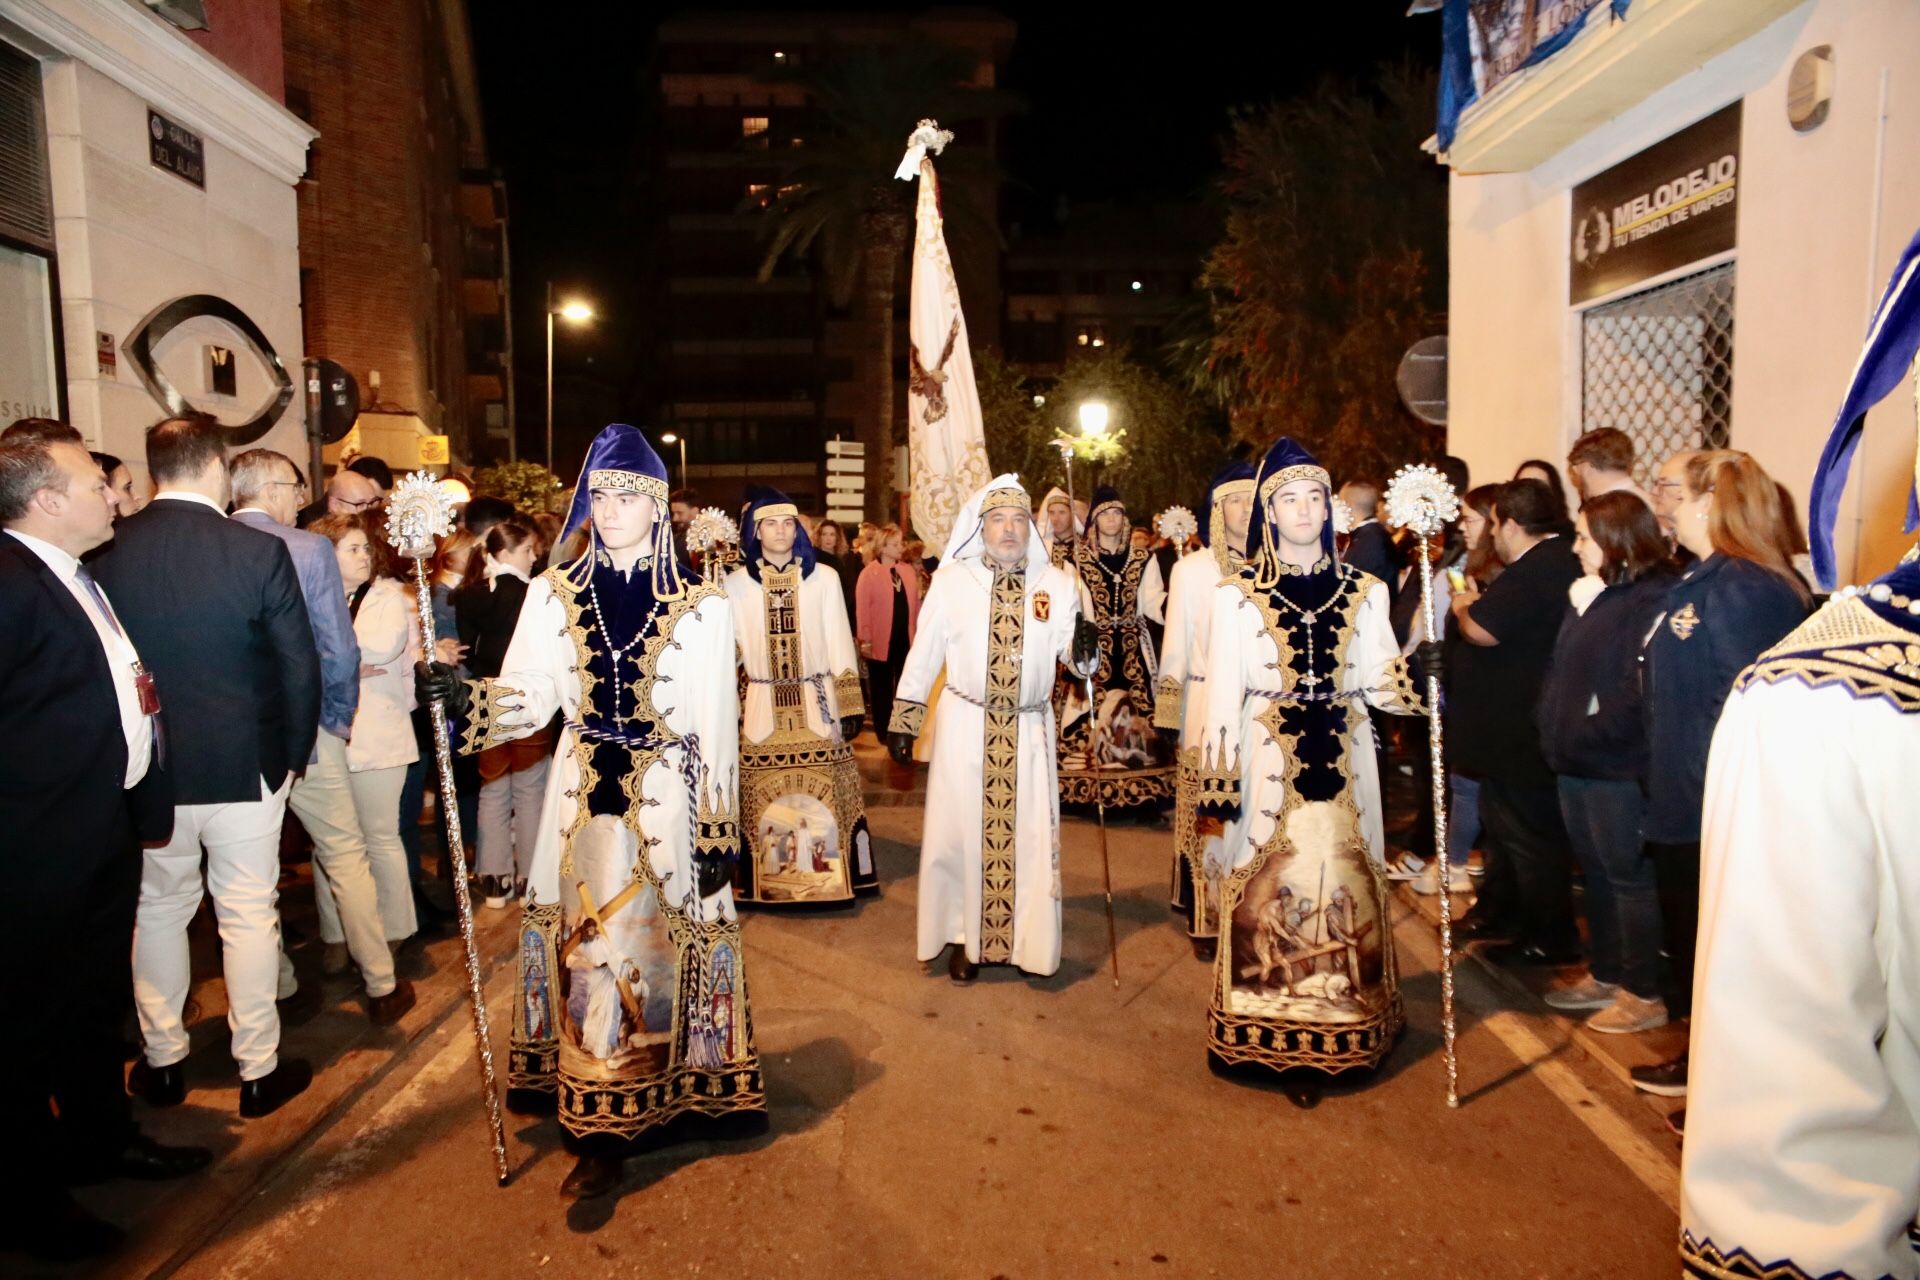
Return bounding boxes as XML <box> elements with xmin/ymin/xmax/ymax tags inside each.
<box><xmin>942</xmin><ymin>685</ymin><xmax>1052</xmax><ymax>715</ymax></box>
<box><xmin>745</xmin><ymin>670</ymin><xmax>835</xmax><ymax>726</ymax></box>
<box><xmin>1243</xmin><ymin>686</ymin><xmax>1362</xmax><ymax>706</ymax></box>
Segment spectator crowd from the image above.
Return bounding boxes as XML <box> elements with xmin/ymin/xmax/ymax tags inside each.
<box><xmin>0</xmin><ymin>409</ymin><xmax>1817</xmax><ymax>1259</ymax></box>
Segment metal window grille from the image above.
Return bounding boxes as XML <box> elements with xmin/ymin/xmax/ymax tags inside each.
<box><xmin>0</xmin><ymin>41</ymin><xmax>54</xmax><ymax>250</ymax></box>
<box><xmin>1580</xmin><ymin>263</ymin><xmax>1735</xmax><ymax>484</ymax></box>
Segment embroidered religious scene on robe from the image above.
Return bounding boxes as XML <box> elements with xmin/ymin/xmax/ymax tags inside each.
<box><xmin>457</xmin><ymin>425</ymin><xmax>765</xmax><ymax>1150</ymax></box>
<box><xmin>1195</xmin><ymin>439</ymin><xmax>1426</xmax><ymax>1076</ymax></box>
<box><xmin>724</xmin><ymin>487</ymin><xmax>875</xmax><ymax>906</ymax></box>
<box><xmin>1056</xmin><ymin>485</ymin><xmax>1173</xmax><ymax>810</ymax></box>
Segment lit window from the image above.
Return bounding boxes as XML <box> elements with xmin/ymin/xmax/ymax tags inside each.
<box><xmin>741</xmin><ymin>116</ymin><xmax>769</xmax><ymax>138</ymax></box>
<box><xmin>747</xmin><ymin>182</ymin><xmax>771</xmax><ymax>207</ymax></box>
<box><xmin>1076</xmin><ymin>330</ymin><xmax>1090</xmax><ymax>346</ymax></box>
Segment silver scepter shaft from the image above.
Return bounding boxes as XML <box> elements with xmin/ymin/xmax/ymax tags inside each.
<box><xmin>1417</xmin><ymin>539</ymin><xmax>1460</xmax><ymax>1108</ymax></box>
<box><xmin>410</xmin><ymin>557</ymin><xmax>512</xmax><ymax>1183</ymax></box>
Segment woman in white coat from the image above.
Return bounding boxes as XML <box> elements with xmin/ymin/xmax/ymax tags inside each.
<box><xmin>310</xmin><ymin>515</ymin><xmax>419</xmax><ymax>952</ymax></box>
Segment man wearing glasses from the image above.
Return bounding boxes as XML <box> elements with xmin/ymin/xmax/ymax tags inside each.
<box><xmin>297</xmin><ymin>467</ymin><xmax>381</xmax><ymax>527</ymax></box>
<box><xmin>1650</xmin><ymin>451</ymin><xmax>1696</xmax><ymax>562</ymax></box>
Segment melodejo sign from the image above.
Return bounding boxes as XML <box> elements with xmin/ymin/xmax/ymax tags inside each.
<box><xmin>1570</xmin><ymin>102</ymin><xmax>1740</xmax><ymax>306</ymax></box>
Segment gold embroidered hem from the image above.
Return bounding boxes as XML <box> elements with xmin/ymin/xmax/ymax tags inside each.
<box><xmin>1058</xmin><ymin>765</ymin><xmax>1176</xmax><ymax>808</ymax></box>
<box><xmin>1170</xmin><ymin>753</ymin><xmax>1219</xmax><ymax>938</ymax></box>
<box><xmin>1194</xmin><ymin>729</ymin><xmax>1242</xmax><ymax>812</ymax></box>
<box><xmin>1207</xmin><ymin>995</ymin><xmax>1404</xmax><ymax>1073</ymax></box>
<box><xmin>558</xmin><ymin>1064</ymin><xmax>767</xmax><ymax>1139</ymax></box>
<box><xmin>735</xmin><ymin>732</ymin><xmax>875</xmax><ymax>904</ymax></box>
<box><xmin>889</xmin><ymin>699</ymin><xmax>927</xmax><ymax>736</ymax></box>
<box><xmin>1678</xmin><ymin>1233</ymin><xmax>1845</xmax><ymax>1280</ymax></box>
<box><xmin>1153</xmin><ymin>676</ymin><xmax>1183</xmax><ymax>732</ymax></box>
<box><xmin>834</xmin><ymin>669</ymin><xmax>865</xmax><ymax>717</ymax></box>
<box><xmin>460</xmin><ymin>678</ymin><xmax>527</xmax><ymax>755</ymax></box>
<box><xmin>1377</xmin><ymin>656</ymin><xmax>1429</xmax><ymax>716</ymax></box>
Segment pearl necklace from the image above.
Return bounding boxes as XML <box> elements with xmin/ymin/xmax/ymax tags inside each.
<box><xmin>1268</xmin><ymin>568</ymin><xmax>1341</xmax><ymax>690</ymax></box>
<box><xmin>588</xmin><ymin>557</ymin><xmax>653</xmax><ymax>720</ymax></box>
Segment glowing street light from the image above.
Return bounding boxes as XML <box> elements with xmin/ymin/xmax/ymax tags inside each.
<box><xmin>1078</xmin><ymin>400</ymin><xmax>1110</xmax><ymax>438</ymax></box>
<box><xmin>546</xmin><ymin>284</ymin><xmax>597</xmax><ymax>472</ymax></box>
<box><xmin>660</xmin><ymin>431</ymin><xmax>687</xmax><ymax>489</ymax></box>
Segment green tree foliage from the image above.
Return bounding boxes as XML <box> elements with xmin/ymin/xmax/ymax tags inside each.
<box><xmin>1181</xmin><ymin>63</ymin><xmax>1447</xmax><ymax>483</ymax></box>
<box><xmin>973</xmin><ymin>348</ymin><xmax>1225</xmax><ymax>522</ymax></box>
<box><xmin>472</xmin><ymin>460</ymin><xmax>564</xmax><ymax>516</ymax></box>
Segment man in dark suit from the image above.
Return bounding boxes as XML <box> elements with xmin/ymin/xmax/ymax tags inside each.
<box><xmin>1338</xmin><ymin>479</ymin><xmax>1404</xmax><ymax>586</ymax></box>
<box><xmin>93</xmin><ymin>416</ymin><xmax>321</xmax><ymax>1120</ymax></box>
<box><xmin>0</xmin><ymin>438</ymin><xmax>210</xmax><ymax>1260</ymax></box>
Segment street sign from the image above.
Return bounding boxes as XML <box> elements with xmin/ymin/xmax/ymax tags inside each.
<box><xmin>825</xmin><ymin>436</ymin><xmax>865</xmax><ymax>522</ymax></box>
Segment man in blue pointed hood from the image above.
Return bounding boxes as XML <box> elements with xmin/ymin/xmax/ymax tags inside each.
<box><xmin>722</xmin><ymin>486</ymin><xmax>875</xmax><ymax>905</ymax></box>
<box><xmin>417</xmin><ymin>423</ymin><xmax>763</xmax><ymax>1199</ymax></box>
<box><xmin>1189</xmin><ymin>436</ymin><xmax>1437</xmax><ymax>1098</ymax></box>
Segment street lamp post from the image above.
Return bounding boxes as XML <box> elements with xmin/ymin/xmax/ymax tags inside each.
<box><xmin>545</xmin><ymin>283</ymin><xmax>595</xmax><ymax>474</ymax></box>
<box><xmin>660</xmin><ymin>432</ymin><xmax>687</xmax><ymax>489</ymax></box>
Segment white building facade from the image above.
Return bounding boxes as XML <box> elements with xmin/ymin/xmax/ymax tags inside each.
<box><xmin>1443</xmin><ymin>0</ymin><xmax>1920</xmax><ymax>583</ymax></box>
<box><xmin>0</xmin><ymin>0</ymin><xmax>313</xmax><ymax>484</ymax></box>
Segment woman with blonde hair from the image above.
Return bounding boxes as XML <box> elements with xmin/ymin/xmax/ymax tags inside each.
<box><xmin>308</xmin><ymin>514</ymin><xmax>421</xmax><ymax>958</ymax></box>
<box><xmin>1630</xmin><ymin>448</ymin><xmax>1810</xmax><ymax>1107</ymax></box>
<box><xmin>855</xmin><ymin>523</ymin><xmax>921</xmax><ymax>743</ymax></box>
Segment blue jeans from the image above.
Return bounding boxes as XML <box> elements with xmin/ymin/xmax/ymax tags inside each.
<box><xmin>1557</xmin><ymin>775</ymin><xmax>1666</xmax><ymax>1000</ymax></box>
<box><xmin>1446</xmin><ymin>773</ymin><xmax>1480</xmax><ymax>866</ymax></box>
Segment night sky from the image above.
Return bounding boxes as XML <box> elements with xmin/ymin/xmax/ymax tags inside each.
<box><xmin>466</xmin><ymin>3</ymin><xmax>1438</xmax><ymax>461</ymax></box>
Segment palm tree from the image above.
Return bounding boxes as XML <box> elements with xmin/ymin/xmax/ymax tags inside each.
<box><xmin>751</xmin><ymin>38</ymin><xmax>1016</xmax><ymax>518</ymax></box>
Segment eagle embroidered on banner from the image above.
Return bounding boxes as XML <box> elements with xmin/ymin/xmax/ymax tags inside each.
<box><xmin>909</xmin><ymin>316</ymin><xmax>962</xmax><ymax>427</ymax></box>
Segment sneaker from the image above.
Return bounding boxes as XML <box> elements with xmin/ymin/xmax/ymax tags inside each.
<box><xmin>1410</xmin><ymin>861</ymin><xmax>1474</xmax><ymax>896</ymax></box>
<box><xmin>1385</xmin><ymin>853</ymin><xmax>1428</xmax><ymax>882</ymax></box>
<box><xmin>1544</xmin><ymin>976</ymin><xmax>1620</xmax><ymax>1011</ymax></box>
<box><xmin>481</xmin><ymin>876</ymin><xmax>510</xmax><ymax>910</ymax></box>
<box><xmin>1586</xmin><ymin>990</ymin><xmax>1670</xmax><ymax>1035</ymax></box>
<box><xmin>1629</xmin><ymin>1053</ymin><xmax>1688</xmax><ymax>1098</ymax></box>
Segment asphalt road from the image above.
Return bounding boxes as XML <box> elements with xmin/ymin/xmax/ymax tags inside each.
<box><xmin>160</xmin><ymin>803</ymin><xmax>1680</xmax><ymax>1280</ymax></box>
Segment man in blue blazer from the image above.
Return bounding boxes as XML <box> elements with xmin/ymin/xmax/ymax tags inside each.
<box><xmin>230</xmin><ymin>448</ymin><xmax>412</xmax><ymax>1026</ymax></box>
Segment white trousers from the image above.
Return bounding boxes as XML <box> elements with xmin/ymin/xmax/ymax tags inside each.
<box><xmin>309</xmin><ymin>761</ymin><xmax>417</xmax><ymax>948</ymax></box>
<box><xmin>286</xmin><ymin>734</ymin><xmax>398</xmax><ymax>995</ymax></box>
<box><xmin>134</xmin><ymin>778</ymin><xmax>290</xmax><ymax>1081</ymax></box>
<box><xmin>476</xmin><ymin>755</ymin><xmax>549</xmax><ymax>881</ymax></box>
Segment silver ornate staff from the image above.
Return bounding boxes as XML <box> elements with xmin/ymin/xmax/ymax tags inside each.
<box><xmin>1385</xmin><ymin>464</ymin><xmax>1462</xmax><ymax>1108</ymax></box>
<box><xmin>386</xmin><ymin>472</ymin><xmax>511</xmax><ymax>1182</ymax></box>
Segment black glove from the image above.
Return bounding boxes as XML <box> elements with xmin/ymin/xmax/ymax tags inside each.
<box><xmin>841</xmin><ymin>715</ymin><xmax>864</xmax><ymax>743</ymax></box>
<box><xmin>415</xmin><ymin>661</ymin><xmax>470</xmax><ymax>718</ymax></box>
<box><xmin>694</xmin><ymin>852</ymin><xmax>733</xmax><ymax>898</ymax></box>
<box><xmin>1071</xmin><ymin>617</ymin><xmax>1098</xmax><ymax>668</ymax></box>
<box><xmin>888</xmin><ymin>730</ymin><xmax>917</xmax><ymax>767</ymax></box>
<box><xmin>1413</xmin><ymin>640</ymin><xmax>1445</xmax><ymax>685</ymax></box>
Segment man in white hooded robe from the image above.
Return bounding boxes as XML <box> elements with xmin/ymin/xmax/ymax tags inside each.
<box><xmin>887</xmin><ymin>476</ymin><xmax>1098</xmax><ymax>981</ymax></box>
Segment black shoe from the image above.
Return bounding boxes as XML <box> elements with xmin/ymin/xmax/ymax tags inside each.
<box><xmin>480</xmin><ymin>875</ymin><xmax>511</xmax><ymax>909</ymax></box>
<box><xmin>505</xmin><ymin>1087</ymin><xmax>558</xmax><ymax>1116</ymax></box>
<box><xmin>947</xmin><ymin>944</ymin><xmax>978</xmax><ymax>984</ymax></box>
<box><xmin>127</xmin><ymin>1059</ymin><xmax>186</xmax><ymax>1107</ymax></box>
<box><xmin>1450</xmin><ymin>911</ymin><xmax>1516</xmax><ymax>947</ymax></box>
<box><xmin>240</xmin><ymin>1059</ymin><xmax>313</xmax><ymax>1118</ymax></box>
<box><xmin>559</xmin><ymin>1153</ymin><xmax>621</xmax><ymax>1200</ymax></box>
<box><xmin>70</xmin><ymin>1131</ymin><xmax>214</xmax><ymax>1185</ymax></box>
<box><xmin>1190</xmin><ymin>936</ymin><xmax>1217</xmax><ymax>962</ymax></box>
<box><xmin>1485</xmin><ymin>940</ymin><xmax>1584</xmax><ymax>968</ymax></box>
<box><xmin>1630</xmin><ymin>1054</ymin><xmax>1688</xmax><ymax>1098</ymax></box>
<box><xmin>18</xmin><ymin>1194</ymin><xmax>126</xmax><ymax>1262</ymax></box>
<box><xmin>368</xmin><ymin>979</ymin><xmax>417</xmax><ymax>1027</ymax></box>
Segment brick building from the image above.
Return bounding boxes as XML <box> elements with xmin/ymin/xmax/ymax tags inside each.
<box><xmin>282</xmin><ymin>0</ymin><xmax>510</xmax><ymax>471</ymax></box>
<box><xmin>642</xmin><ymin>9</ymin><xmax>1014</xmax><ymax>516</ymax></box>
